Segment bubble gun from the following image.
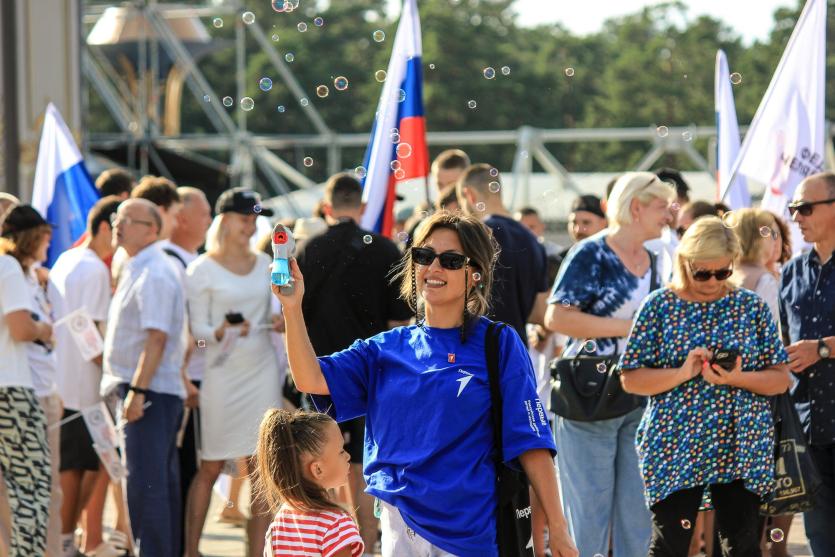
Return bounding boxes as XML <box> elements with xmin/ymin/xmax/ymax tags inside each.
<box><xmin>271</xmin><ymin>223</ymin><xmax>295</xmax><ymax>295</ymax></box>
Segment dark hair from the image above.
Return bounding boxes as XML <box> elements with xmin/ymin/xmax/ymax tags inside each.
<box><xmin>394</xmin><ymin>211</ymin><xmax>498</xmax><ymax>340</ymax></box>
<box><xmin>435</xmin><ymin>184</ymin><xmax>459</xmax><ymax>211</ymax></box>
<box><xmin>0</xmin><ymin>225</ymin><xmax>51</xmax><ymax>273</ymax></box>
<box><xmin>255</xmin><ymin>409</ymin><xmax>343</xmax><ymax>513</ymax></box>
<box><xmin>515</xmin><ymin>206</ymin><xmax>540</xmax><ymax>219</ymax></box>
<box><xmin>323</xmin><ymin>172</ymin><xmax>362</xmax><ymax>210</ymax></box>
<box><xmin>132</xmin><ymin>176</ymin><xmax>181</xmax><ymax>209</ymax></box>
<box><xmin>431</xmin><ymin>149</ymin><xmax>470</xmax><ymax>173</ymax></box>
<box><xmin>680</xmin><ymin>200</ymin><xmax>722</xmax><ymax>221</ymax></box>
<box><xmin>655</xmin><ymin>168</ymin><xmax>690</xmax><ymax>200</ymax></box>
<box><xmin>95</xmin><ymin>168</ymin><xmax>135</xmax><ymax>197</ymax></box>
<box><xmin>456</xmin><ymin>163</ymin><xmax>499</xmax><ymax>199</ymax></box>
<box><xmin>771</xmin><ymin>211</ymin><xmax>792</xmax><ymax>264</ymax></box>
<box><xmin>87</xmin><ymin>195</ymin><xmax>122</xmax><ymax>237</ymax></box>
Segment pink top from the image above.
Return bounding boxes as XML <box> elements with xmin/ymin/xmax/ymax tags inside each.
<box><xmin>264</xmin><ymin>505</ymin><xmax>364</xmax><ymax>557</ymax></box>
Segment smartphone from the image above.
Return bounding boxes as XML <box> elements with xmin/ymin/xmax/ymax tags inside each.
<box><xmin>710</xmin><ymin>348</ymin><xmax>739</xmax><ymax>371</ymax></box>
<box><xmin>225</xmin><ymin>311</ymin><xmax>245</xmax><ymax>325</ymax></box>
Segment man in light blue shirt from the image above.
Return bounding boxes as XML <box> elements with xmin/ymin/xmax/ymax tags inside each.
<box><xmin>101</xmin><ymin>198</ymin><xmax>186</xmax><ymax>556</ymax></box>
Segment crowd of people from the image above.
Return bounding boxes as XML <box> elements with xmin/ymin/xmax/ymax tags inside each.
<box><xmin>0</xmin><ymin>148</ymin><xmax>833</xmax><ymax>557</ymax></box>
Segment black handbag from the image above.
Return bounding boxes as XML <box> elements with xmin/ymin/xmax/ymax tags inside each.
<box><xmin>760</xmin><ymin>393</ymin><xmax>822</xmax><ymax>515</ymax></box>
<box><xmin>485</xmin><ymin>321</ymin><xmax>534</xmax><ymax>557</ymax></box>
<box><xmin>549</xmin><ymin>250</ymin><xmax>658</xmax><ymax>422</ymax></box>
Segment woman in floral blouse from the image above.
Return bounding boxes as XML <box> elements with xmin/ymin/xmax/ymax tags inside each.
<box><xmin>619</xmin><ymin>216</ymin><xmax>790</xmax><ymax>556</ymax></box>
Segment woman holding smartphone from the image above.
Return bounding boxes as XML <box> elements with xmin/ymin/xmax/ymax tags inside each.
<box><xmin>619</xmin><ymin>216</ymin><xmax>791</xmax><ymax>556</ymax></box>
<box><xmin>183</xmin><ymin>189</ymin><xmax>281</xmax><ymax>557</ymax></box>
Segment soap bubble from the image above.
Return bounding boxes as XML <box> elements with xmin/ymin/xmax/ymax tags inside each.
<box><xmin>354</xmin><ymin>166</ymin><xmax>367</xmax><ymax>179</ymax></box>
<box><xmin>303</xmin><ymin>157</ymin><xmax>313</xmax><ymax>167</ymax></box>
<box><xmin>197</xmin><ymin>339</ymin><xmax>206</xmax><ymax>348</ymax></box>
<box><xmin>472</xmin><ymin>272</ymin><xmax>482</xmax><ymax>281</ymax></box>
<box><xmin>259</xmin><ymin>77</ymin><xmax>273</xmax><ymax>91</ymax></box>
<box><xmin>561</xmin><ymin>299</ymin><xmax>571</xmax><ymax>307</ymax></box>
<box><xmin>271</xmin><ymin>33</ymin><xmax>280</xmax><ymax>42</ymax></box>
<box><xmin>202</xmin><ymin>94</ymin><xmax>211</xmax><ymax>102</ymax></box>
<box><xmin>596</xmin><ymin>362</ymin><xmax>607</xmax><ymax>373</ymax></box>
<box><xmin>483</xmin><ymin>67</ymin><xmax>496</xmax><ymax>79</ymax></box>
<box><xmin>297</xmin><ymin>22</ymin><xmax>307</xmax><ymax>32</ymax></box>
<box><xmin>488</xmin><ymin>181</ymin><xmax>501</xmax><ymax>193</ymax></box>
<box><xmin>670</xmin><ymin>202</ymin><xmax>681</xmax><ymax>212</ymax></box>
<box><xmin>276</xmin><ymin>105</ymin><xmax>285</xmax><ymax>113</ymax></box>
<box><xmin>271</xmin><ymin>0</ymin><xmax>298</xmax><ymax>12</ymax></box>
<box><xmin>222</xmin><ymin>96</ymin><xmax>233</xmax><ymax>107</ymax></box>
<box><xmin>314</xmin><ymin>17</ymin><xmax>324</xmax><ymax>27</ymax></box>
<box><xmin>316</xmin><ymin>85</ymin><xmax>329</xmax><ymax>98</ymax></box>
<box><xmin>375</xmin><ymin>70</ymin><xmax>387</xmax><ymax>82</ymax></box>
<box><xmin>299</xmin><ymin>97</ymin><xmax>309</xmax><ymax>106</ymax></box>
<box><xmin>212</xmin><ymin>18</ymin><xmax>223</xmax><ymax>28</ymax></box>
<box><xmin>564</xmin><ymin>67</ymin><xmax>575</xmax><ymax>77</ymax></box>
<box><xmin>501</xmin><ymin>65</ymin><xmax>511</xmax><ymax>75</ymax></box>
<box><xmin>373</xmin><ymin>30</ymin><xmax>385</xmax><ymax>42</ymax></box>
<box><xmin>394</xmin><ymin>168</ymin><xmax>405</xmax><ymax>180</ymax></box>
<box><xmin>334</xmin><ymin>76</ymin><xmax>349</xmax><ymax>91</ymax></box>
<box><xmin>582</xmin><ymin>340</ymin><xmax>598</xmax><ymax>353</ymax></box>
<box><xmin>730</xmin><ymin>72</ymin><xmax>743</xmax><ymax>85</ymax></box>
<box><xmin>253</xmin><ymin>204</ymin><xmax>262</xmax><ymax>214</ymax></box>
<box><xmin>363</xmin><ymin>235</ymin><xmax>373</xmax><ymax>244</ymax></box>
<box><xmin>398</xmin><ymin>89</ymin><xmax>406</xmax><ymax>102</ymax></box>
<box><xmin>760</xmin><ymin>225</ymin><xmax>774</xmax><ymax>238</ymax></box>
<box><xmin>681</xmin><ymin>130</ymin><xmax>693</xmax><ymax>142</ymax></box>
<box><xmin>489</xmin><ymin>167</ymin><xmax>499</xmax><ymax>177</ymax></box>
<box><xmin>240</xmin><ymin>97</ymin><xmax>254</xmax><ymax>111</ymax></box>
<box><xmin>390</xmin><ymin>132</ymin><xmax>400</xmax><ymax>144</ymax></box>
<box><xmin>467</xmin><ymin>100</ymin><xmax>477</xmax><ymax>109</ymax></box>
<box><xmin>721</xmin><ymin>211</ymin><xmax>739</xmax><ymax>228</ymax></box>
<box><xmin>429</xmin><ymin>63</ymin><xmax>436</xmax><ymax>70</ymax></box>
<box><xmin>390</xmin><ymin>160</ymin><xmax>401</xmax><ymax>171</ymax></box>
<box><xmin>242</xmin><ymin>11</ymin><xmax>255</xmax><ymax>25</ymax></box>
<box><xmin>475</xmin><ymin>202</ymin><xmax>486</xmax><ymax>212</ymax></box>
<box><xmin>769</xmin><ymin>528</ymin><xmax>784</xmax><ymax>543</ymax></box>
<box><xmin>681</xmin><ymin>519</ymin><xmax>691</xmax><ymax>530</ymax></box>
<box><xmin>396</xmin><ymin>143</ymin><xmax>412</xmax><ymax>158</ymax></box>
<box><xmin>397</xmin><ymin>231</ymin><xmax>409</xmax><ymax>243</ymax></box>
<box><xmin>656</xmin><ymin>126</ymin><xmax>669</xmax><ymax>138</ymax></box>
<box><xmin>285</xmin><ymin>52</ymin><xmax>295</xmax><ymax>63</ymax></box>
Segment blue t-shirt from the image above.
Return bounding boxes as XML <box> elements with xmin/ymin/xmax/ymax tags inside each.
<box><xmin>317</xmin><ymin>317</ymin><xmax>555</xmax><ymax>557</ymax></box>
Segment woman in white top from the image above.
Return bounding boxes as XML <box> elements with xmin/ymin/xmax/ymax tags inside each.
<box><xmin>183</xmin><ymin>189</ymin><xmax>280</xmax><ymax>557</ymax></box>
<box><xmin>0</xmin><ymin>205</ymin><xmax>54</xmax><ymax>556</ymax></box>
<box><xmin>732</xmin><ymin>208</ymin><xmax>783</xmax><ymax>321</ymax></box>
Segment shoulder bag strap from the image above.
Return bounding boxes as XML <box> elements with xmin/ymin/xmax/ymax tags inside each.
<box><xmin>646</xmin><ymin>249</ymin><xmax>660</xmax><ymax>291</ymax></box>
<box><xmin>485</xmin><ymin>321</ymin><xmax>508</xmax><ymax>465</ymax></box>
<box><xmin>162</xmin><ymin>247</ymin><xmax>188</xmax><ymax>269</ymax></box>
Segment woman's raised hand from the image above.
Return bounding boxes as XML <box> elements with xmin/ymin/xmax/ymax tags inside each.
<box><xmin>271</xmin><ymin>257</ymin><xmax>305</xmax><ymax>310</ymax></box>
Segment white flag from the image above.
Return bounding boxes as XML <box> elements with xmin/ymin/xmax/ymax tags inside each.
<box><xmin>715</xmin><ymin>50</ymin><xmax>750</xmax><ymax>210</ymax></box>
<box><xmin>719</xmin><ymin>0</ymin><xmax>826</xmax><ymax>219</ymax></box>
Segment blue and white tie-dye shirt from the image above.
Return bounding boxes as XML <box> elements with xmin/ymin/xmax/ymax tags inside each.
<box><xmin>548</xmin><ymin>231</ymin><xmax>660</xmax><ymax>356</ymax></box>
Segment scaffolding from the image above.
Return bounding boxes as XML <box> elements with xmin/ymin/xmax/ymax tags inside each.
<box><xmin>80</xmin><ymin>1</ymin><xmax>768</xmax><ymax>216</ymax></box>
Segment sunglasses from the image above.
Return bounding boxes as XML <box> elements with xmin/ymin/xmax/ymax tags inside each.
<box><xmin>787</xmin><ymin>197</ymin><xmax>835</xmax><ymax>217</ymax></box>
<box><xmin>690</xmin><ymin>266</ymin><xmax>733</xmax><ymax>282</ymax></box>
<box><xmin>411</xmin><ymin>247</ymin><xmax>469</xmax><ymax>270</ymax></box>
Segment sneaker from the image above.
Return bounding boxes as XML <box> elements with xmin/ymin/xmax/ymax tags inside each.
<box><xmin>85</xmin><ymin>542</ymin><xmax>127</xmax><ymax>557</ymax></box>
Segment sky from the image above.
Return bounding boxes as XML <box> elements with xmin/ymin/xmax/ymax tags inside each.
<box><xmin>511</xmin><ymin>0</ymin><xmax>793</xmax><ymax>44</ymax></box>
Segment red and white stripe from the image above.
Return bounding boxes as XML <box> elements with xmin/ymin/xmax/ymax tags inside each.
<box><xmin>265</xmin><ymin>507</ymin><xmax>364</xmax><ymax>557</ymax></box>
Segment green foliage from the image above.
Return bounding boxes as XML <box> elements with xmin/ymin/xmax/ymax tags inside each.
<box><xmin>85</xmin><ymin>0</ymin><xmax>831</xmax><ymax>173</ymax></box>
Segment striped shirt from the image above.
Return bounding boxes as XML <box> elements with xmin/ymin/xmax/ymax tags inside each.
<box><xmin>264</xmin><ymin>506</ymin><xmax>364</xmax><ymax>557</ymax></box>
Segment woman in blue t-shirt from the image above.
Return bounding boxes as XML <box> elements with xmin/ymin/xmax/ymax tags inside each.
<box><xmin>273</xmin><ymin>211</ymin><xmax>577</xmax><ymax>557</ymax></box>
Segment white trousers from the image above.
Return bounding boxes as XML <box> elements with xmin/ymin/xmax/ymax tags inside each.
<box><xmin>379</xmin><ymin>500</ymin><xmax>457</xmax><ymax>557</ymax></box>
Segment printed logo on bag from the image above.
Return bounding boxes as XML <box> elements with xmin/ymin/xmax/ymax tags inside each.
<box><xmin>515</xmin><ymin>505</ymin><xmax>532</xmax><ymax>520</ymax></box>
<box><xmin>773</xmin><ymin>439</ymin><xmax>806</xmax><ymax>500</ymax></box>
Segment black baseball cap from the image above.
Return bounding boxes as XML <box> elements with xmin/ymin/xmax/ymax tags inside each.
<box><xmin>570</xmin><ymin>194</ymin><xmax>605</xmax><ymax>219</ymax></box>
<box><xmin>214</xmin><ymin>188</ymin><xmax>274</xmax><ymax>216</ymax></box>
<box><xmin>1</xmin><ymin>204</ymin><xmax>50</xmax><ymax>237</ymax></box>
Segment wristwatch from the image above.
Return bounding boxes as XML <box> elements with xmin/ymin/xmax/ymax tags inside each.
<box><xmin>818</xmin><ymin>339</ymin><xmax>831</xmax><ymax>359</ymax></box>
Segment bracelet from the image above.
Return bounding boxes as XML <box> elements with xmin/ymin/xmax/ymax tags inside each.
<box><xmin>128</xmin><ymin>385</ymin><xmax>149</xmax><ymax>395</ymax></box>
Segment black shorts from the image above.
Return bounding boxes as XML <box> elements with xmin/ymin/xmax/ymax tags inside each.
<box><xmin>339</xmin><ymin>416</ymin><xmax>365</xmax><ymax>463</ymax></box>
<box><xmin>59</xmin><ymin>408</ymin><xmax>100</xmax><ymax>472</ymax></box>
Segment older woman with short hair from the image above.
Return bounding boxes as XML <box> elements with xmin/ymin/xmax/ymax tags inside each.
<box><xmin>544</xmin><ymin>171</ymin><xmax>675</xmax><ymax>556</ymax></box>
<box><xmin>620</xmin><ymin>216</ymin><xmax>790</xmax><ymax>556</ymax></box>
<box><xmin>732</xmin><ymin>208</ymin><xmax>783</xmax><ymax>321</ymax></box>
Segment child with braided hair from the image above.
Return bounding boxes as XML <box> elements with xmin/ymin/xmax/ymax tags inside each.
<box><xmin>256</xmin><ymin>408</ymin><xmax>364</xmax><ymax>557</ymax></box>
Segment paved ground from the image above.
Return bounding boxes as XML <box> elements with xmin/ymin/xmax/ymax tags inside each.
<box><xmin>105</xmin><ymin>486</ymin><xmax>812</xmax><ymax>556</ymax></box>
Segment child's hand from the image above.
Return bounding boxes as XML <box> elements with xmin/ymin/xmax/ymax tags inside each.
<box><xmin>271</xmin><ymin>258</ymin><xmax>305</xmax><ymax>310</ymax></box>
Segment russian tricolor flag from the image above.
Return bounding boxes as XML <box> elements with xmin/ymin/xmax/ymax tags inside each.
<box><xmin>359</xmin><ymin>0</ymin><xmax>429</xmax><ymax>237</ymax></box>
<box><xmin>31</xmin><ymin>103</ymin><xmax>100</xmax><ymax>266</ymax></box>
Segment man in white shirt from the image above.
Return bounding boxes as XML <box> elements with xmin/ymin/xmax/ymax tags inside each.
<box><xmin>49</xmin><ymin>196</ymin><xmax>121</xmax><ymax>557</ymax></box>
<box><xmin>157</xmin><ymin>186</ymin><xmax>211</xmax><ymax>551</ymax></box>
<box><xmin>101</xmin><ymin>198</ymin><xmax>186</xmax><ymax>556</ymax></box>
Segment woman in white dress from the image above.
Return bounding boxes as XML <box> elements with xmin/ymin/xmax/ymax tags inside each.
<box><xmin>183</xmin><ymin>189</ymin><xmax>281</xmax><ymax>557</ymax></box>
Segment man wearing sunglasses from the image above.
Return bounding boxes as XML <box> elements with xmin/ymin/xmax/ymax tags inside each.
<box><xmin>457</xmin><ymin>163</ymin><xmax>549</xmax><ymax>343</ymax></box>
<box><xmin>779</xmin><ymin>171</ymin><xmax>835</xmax><ymax>555</ymax></box>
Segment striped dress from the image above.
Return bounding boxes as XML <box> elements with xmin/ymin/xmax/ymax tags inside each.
<box><xmin>264</xmin><ymin>505</ymin><xmax>364</xmax><ymax>557</ymax></box>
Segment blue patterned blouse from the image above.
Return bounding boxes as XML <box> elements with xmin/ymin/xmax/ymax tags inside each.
<box><xmin>620</xmin><ymin>287</ymin><xmax>788</xmax><ymax>507</ymax></box>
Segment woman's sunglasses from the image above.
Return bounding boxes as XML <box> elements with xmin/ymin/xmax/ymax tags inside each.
<box><xmin>787</xmin><ymin>197</ymin><xmax>835</xmax><ymax>217</ymax></box>
<box><xmin>690</xmin><ymin>266</ymin><xmax>733</xmax><ymax>282</ymax></box>
<box><xmin>411</xmin><ymin>247</ymin><xmax>469</xmax><ymax>270</ymax></box>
